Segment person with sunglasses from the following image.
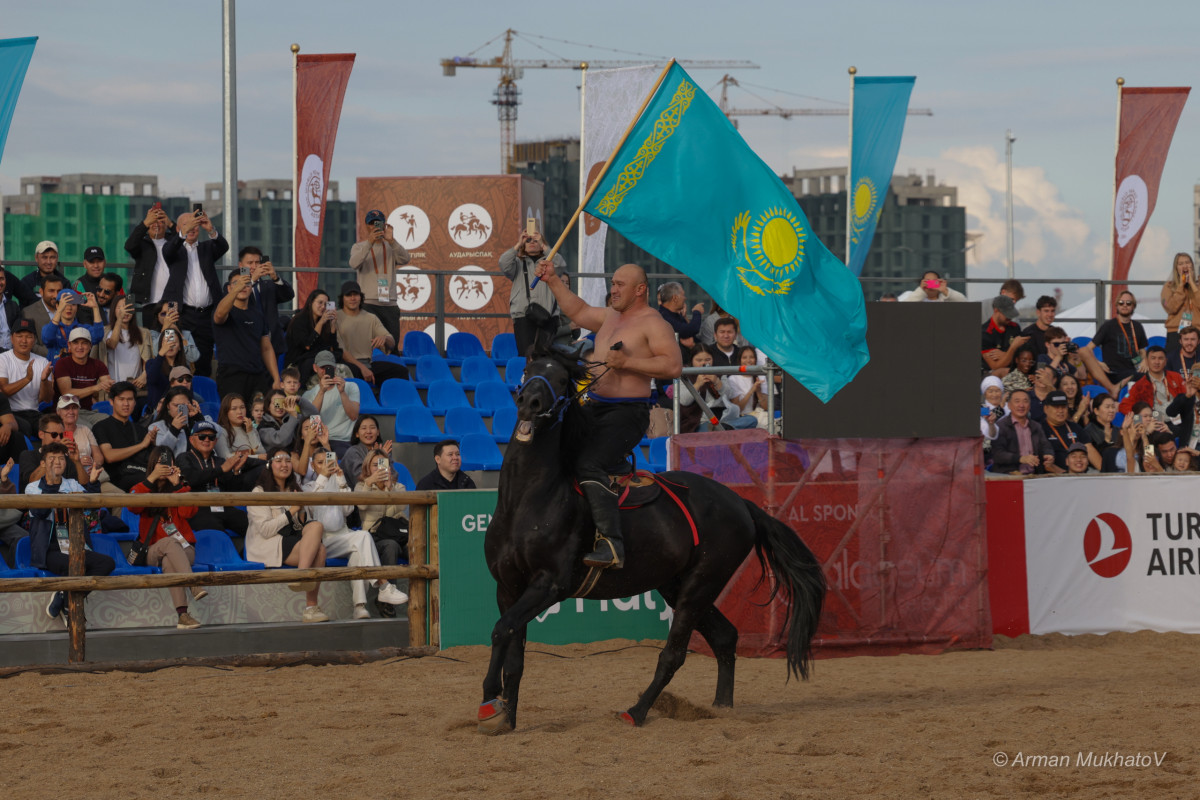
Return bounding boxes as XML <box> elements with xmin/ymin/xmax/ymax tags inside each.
<box><xmin>177</xmin><ymin>421</ymin><xmax>251</xmax><ymax>535</ymax></box>
<box><xmin>1079</xmin><ymin>291</ymin><xmax>1148</xmax><ymax>395</ymax></box>
<box><xmin>17</xmin><ymin>412</ymin><xmax>83</xmax><ymax>493</ymax></box>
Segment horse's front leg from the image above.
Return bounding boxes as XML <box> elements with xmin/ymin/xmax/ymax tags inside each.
<box><xmin>479</xmin><ymin>574</ymin><xmax>564</xmax><ymax>734</ymax></box>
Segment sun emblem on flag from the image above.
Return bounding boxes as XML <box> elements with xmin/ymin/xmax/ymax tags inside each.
<box><xmin>849</xmin><ymin>177</ymin><xmax>879</xmax><ymax>246</ymax></box>
<box><xmin>732</xmin><ymin>207</ymin><xmax>805</xmax><ymax>295</ymax></box>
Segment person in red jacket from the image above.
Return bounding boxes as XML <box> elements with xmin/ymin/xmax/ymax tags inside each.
<box><xmin>1117</xmin><ymin>345</ymin><xmax>1186</xmax><ymax>417</ymax></box>
<box><xmin>129</xmin><ymin>445</ymin><xmax>207</xmax><ymax>629</ymax></box>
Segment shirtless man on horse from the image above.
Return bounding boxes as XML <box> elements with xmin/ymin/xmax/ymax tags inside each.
<box><xmin>533</xmin><ymin>260</ymin><xmax>682</xmax><ymax>569</ymax></box>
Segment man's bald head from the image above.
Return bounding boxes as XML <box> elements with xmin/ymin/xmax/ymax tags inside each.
<box><xmin>615</xmin><ymin>263</ymin><xmax>647</xmax><ymax>285</ymax></box>
<box><xmin>610</xmin><ymin>264</ymin><xmax>649</xmax><ymax>312</ymax></box>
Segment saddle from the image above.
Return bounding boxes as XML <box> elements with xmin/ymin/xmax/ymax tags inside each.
<box><xmin>575</xmin><ymin>470</ymin><xmax>691</xmax><ymax>510</ymax></box>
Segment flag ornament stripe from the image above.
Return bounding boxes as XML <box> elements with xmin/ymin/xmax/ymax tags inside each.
<box><xmin>594</xmin><ymin>79</ymin><xmax>696</xmax><ymax>216</ymax></box>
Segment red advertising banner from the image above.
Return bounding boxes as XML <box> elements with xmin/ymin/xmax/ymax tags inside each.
<box><xmin>295</xmin><ymin>53</ymin><xmax>355</xmax><ymax>301</ymax></box>
<box><xmin>1111</xmin><ymin>86</ymin><xmax>1189</xmax><ymax>305</ymax></box>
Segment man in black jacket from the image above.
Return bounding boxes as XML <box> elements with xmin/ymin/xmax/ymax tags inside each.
<box><xmin>0</xmin><ymin>270</ymin><xmax>21</xmax><ymax>353</ymax></box>
<box><xmin>19</xmin><ymin>241</ymin><xmax>67</xmax><ymax>309</ymax></box>
<box><xmin>176</xmin><ymin>421</ymin><xmax>252</xmax><ymax>535</ymax></box>
<box><xmin>124</xmin><ymin>205</ymin><xmax>174</xmax><ymax>327</ymax></box>
<box><xmin>163</xmin><ymin>210</ymin><xmax>228</xmax><ymax>379</ymax></box>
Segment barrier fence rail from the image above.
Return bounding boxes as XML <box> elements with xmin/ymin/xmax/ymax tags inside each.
<box><xmin>0</xmin><ymin>490</ymin><xmax>439</xmax><ymax>665</ymax></box>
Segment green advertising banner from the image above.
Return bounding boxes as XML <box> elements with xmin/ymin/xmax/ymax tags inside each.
<box><xmin>437</xmin><ymin>490</ymin><xmax>671</xmax><ymax>648</ymax></box>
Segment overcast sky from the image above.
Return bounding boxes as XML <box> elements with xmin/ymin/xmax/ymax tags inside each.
<box><xmin>4</xmin><ymin>0</ymin><xmax>1200</xmax><ymax>304</ymax></box>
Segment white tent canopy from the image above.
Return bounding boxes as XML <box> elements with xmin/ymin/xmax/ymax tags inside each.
<box><xmin>1054</xmin><ymin>300</ymin><xmax>1167</xmax><ymax>342</ymax></box>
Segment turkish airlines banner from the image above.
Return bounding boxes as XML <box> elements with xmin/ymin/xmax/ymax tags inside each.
<box><xmin>1111</xmin><ymin>86</ymin><xmax>1189</xmax><ymax>305</ymax></box>
<box><xmin>1010</xmin><ymin>476</ymin><xmax>1200</xmax><ymax>635</ymax></box>
<box><xmin>580</xmin><ymin>65</ymin><xmax>661</xmax><ymax>307</ymax></box>
<box><xmin>295</xmin><ymin>53</ymin><xmax>355</xmax><ymax>301</ymax></box>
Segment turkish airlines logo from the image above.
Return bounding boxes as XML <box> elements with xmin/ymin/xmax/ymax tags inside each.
<box><xmin>1114</xmin><ymin>174</ymin><xmax>1148</xmax><ymax>247</ymax></box>
<box><xmin>298</xmin><ymin>153</ymin><xmax>324</xmax><ymax>236</ymax></box>
<box><xmin>1083</xmin><ymin>513</ymin><xmax>1132</xmax><ymax>578</ymax></box>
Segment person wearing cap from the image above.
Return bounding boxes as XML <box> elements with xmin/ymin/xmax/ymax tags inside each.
<box><xmin>899</xmin><ymin>270</ymin><xmax>967</xmax><ymax>303</ymax></box>
<box><xmin>334</xmin><ymin>280</ymin><xmax>407</xmax><ymax>388</ymax></box>
<box><xmin>991</xmin><ymin>388</ymin><xmax>1055</xmax><ymax>476</ymax></box>
<box><xmin>125</xmin><ymin>203</ymin><xmax>176</xmax><ymax>327</ymax></box>
<box><xmin>1117</xmin><ymin>344</ymin><xmax>1184</xmax><ymax>418</ymax></box>
<box><xmin>981</xmin><ymin>295</ymin><xmax>1029</xmax><ymax>376</ymax></box>
<box><xmin>212</xmin><ymin>270</ymin><xmax>281</xmax><ymax>402</ymax></box>
<box><xmin>232</xmin><ymin>246</ymin><xmax>294</xmax><ymax>357</ymax></box>
<box><xmin>52</xmin><ymin>327</ymin><xmax>113</xmax><ymax>424</ymax></box>
<box><xmin>42</xmin><ymin>287</ymin><xmax>104</xmax><ymax>362</ymax></box>
<box><xmin>1062</xmin><ymin>442</ymin><xmax>1097</xmax><ymax>475</ymax></box>
<box><xmin>1077</xmin><ymin>290</ymin><xmax>1148</xmax><ymax>395</ymax></box>
<box><xmin>71</xmin><ymin>246</ymin><xmax>109</xmax><ymax>323</ymax></box>
<box><xmin>177</xmin><ymin>420</ymin><xmax>252</xmax><ymax>536</ymax></box>
<box><xmin>162</xmin><ymin>210</ymin><xmax>228</xmax><ymax>379</ymax></box>
<box><xmin>301</xmin><ymin>350</ymin><xmax>359</xmax><ymax>458</ymax></box>
<box><xmin>19</xmin><ymin>241</ymin><xmax>68</xmax><ymax>310</ymax></box>
<box><xmin>500</xmin><ymin>226</ymin><xmax>569</xmax><ymax>357</ymax></box>
<box><xmin>18</xmin><ymin>412</ymin><xmax>83</xmax><ymax>494</ymax></box>
<box><xmin>1040</xmin><ymin>390</ymin><xmax>1089</xmax><ymax>473</ymax></box>
<box><xmin>54</xmin><ymin>394</ymin><xmax>117</xmax><ymax>493</ymax></box>
<box><xmin>0</xmin><ymin>318</ymin><xmax>54</xmax><ymax>436</ymax></box>
<box><xmin>980</xmin><ymin>375</ymin><xmax>1006</xmax><ymax>444</ymax></box>
<box><xmin>348</xmin><ymin>209</ymin><xmax>411</xmax><ymax>342</ymax></box>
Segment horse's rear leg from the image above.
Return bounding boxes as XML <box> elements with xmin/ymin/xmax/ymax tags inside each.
<box><xmin>695</xmin><ymin>606</ymin><xmax>738</xmax><ymax>707</ymax></box>
<box><xmin>621</xmin><ymin>604</ymin><xmax>702</xmax><ymax>727</ymax></box>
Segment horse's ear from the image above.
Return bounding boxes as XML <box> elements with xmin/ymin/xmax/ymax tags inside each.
<box><xmin>529</xmin><ymin>324</ymin><xmax>554</xmax><ymax>358</ymax></box>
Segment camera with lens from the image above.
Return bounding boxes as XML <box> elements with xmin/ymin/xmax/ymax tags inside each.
<box><xmin>1066</xmin><ymin>342</ymin><xmax>1079</xmax><ymax>354</ymax></box>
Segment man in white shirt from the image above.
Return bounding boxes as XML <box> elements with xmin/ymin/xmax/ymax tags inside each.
<box><xmin>900</xmin><ymin>271</ymin><xmax>968</xmax><ymax>302</ymax></box>
<box><xmin>302</xmin><ymin>350</ymin><xmax>360</xmax><ymax>458</ymax></box>
<box><xmin>0</xmin><ymin>318</ymin><xmax>55</xmax><ymax>435</ymax></box>
<box><xmin>162</xmin><ymin>210</ymin><xmax>228</xmax><ymax>379</ymax></box>
<box><xmin>348</xmin><ymin>209</ymin><xmax>410</xmax><ymax>343</ymax></box>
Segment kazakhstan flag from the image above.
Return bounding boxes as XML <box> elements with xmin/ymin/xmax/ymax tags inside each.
<box><xmin>584</xmin><ymin>63</ymin><xmax>868</xmax><ymax>402</ymax></box>
<box><xmin>0</xmin><ymin>37</ymin><xmax>37</xmax><ymax>166</ymax></box>
<box><xmin>848</xmin><ymin>76</ymin><xmax>915</xmax><ymax>277</ymax></box>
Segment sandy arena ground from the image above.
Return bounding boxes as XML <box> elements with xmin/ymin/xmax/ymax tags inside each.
<box><xmin>1</xmin><ymin>631</ymin><xmax>1196</xmax><ymax>799</ymax></box>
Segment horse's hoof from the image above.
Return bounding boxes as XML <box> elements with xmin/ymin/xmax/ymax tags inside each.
<box><xmin>617</xmin><ymin>711</ymin><xmax>638</xmax><ymax>727</ymax></box>
<box><xmin>477</xmin><ymin>699</ymin><xmax>512</xmax><ymax>735</ymax></box>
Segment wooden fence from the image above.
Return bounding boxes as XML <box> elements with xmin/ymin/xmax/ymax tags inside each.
<box><xmin>0</xmin><ymin>490</ymin><xmax>440</xmax><ymax>664</ymax></box>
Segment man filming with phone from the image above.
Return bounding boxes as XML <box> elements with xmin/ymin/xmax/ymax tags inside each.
<box><xmin>212</xmin><ymin>272</ymin><xmax>281</xmax><ymax>402</ymax></box>
<box><xmin>349</xmin><ymin>210</ymin><xmax>410</xmax><ymax>344</ymax></box>
<box><xmin>301</xmin><ymin>351</ymin><xmax>359</xmax><ymax>459</ymax></box>
<box><xmin>125</xmin><ymin>203</ymin><xmax>174</xmax><ymax>327</ymax></box>
<box><xmin>500</xmin><ymin>222</ymin><xmax>569</xmax><ymax>357</ymax></box>
<box><xmin>163</xmin><ymin>208</ymin><xmax>228</xmax><ymax>379</ymax></box>
<box><xmin>900</xmin><ymin>270</ymin><xmax>967</xmax><ymax>303</ymax></box>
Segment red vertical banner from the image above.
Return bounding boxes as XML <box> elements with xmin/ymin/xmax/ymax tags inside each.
<box><xmin>1111</xmin><ymin>86</ymin><xmax>1189</xmax><ymax>306</ymax></box>
<box><xmin>295</xmin><ymin>53</ymin><xmax>355</xmax><ymax>301</ymax></box>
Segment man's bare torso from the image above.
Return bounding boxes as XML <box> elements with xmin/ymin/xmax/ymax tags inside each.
<box><xmin>591</xmin><ymin>305</ymin><xmax>660</xmax><ymax>398</ymax></box>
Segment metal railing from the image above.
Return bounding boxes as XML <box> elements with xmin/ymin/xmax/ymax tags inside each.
<box><xmin>672</xmin><ymin>363</ymin><xmax>778</xmax><ymax>435</ymax></box>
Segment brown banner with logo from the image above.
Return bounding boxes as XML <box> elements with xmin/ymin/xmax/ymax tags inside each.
<box><xmin>355</xmin><ymin>175</ymin><xmax>543</xmax><ymax>352</ymax></box>
<box><xmin>295</xmin><ymin>53</ymin><xmax>355</xmax><ymax>301</ymax></box>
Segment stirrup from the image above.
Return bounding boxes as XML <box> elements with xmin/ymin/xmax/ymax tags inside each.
<box><xmin>583</xmin><ymin>532</ymin><xmax>623</xmax><ymax>570</ymax></box>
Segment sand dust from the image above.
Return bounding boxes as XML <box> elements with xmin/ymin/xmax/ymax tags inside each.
<box><xmin>1</xmin><ymin>632</ymin><xmax>1196</xmax><ymax>799</ymax></box>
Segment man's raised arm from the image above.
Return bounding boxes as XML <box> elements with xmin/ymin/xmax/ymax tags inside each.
<box><xmin>534</xmin><ymin>258</ymin><xmax>607</xmax><ymax>332</ymax></box>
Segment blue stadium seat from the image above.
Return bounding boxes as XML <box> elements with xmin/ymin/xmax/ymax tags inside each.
<box><xmin>1081</xmin><ymin>384</ymin><xmax>1107</xmax><ymax>399</ymax></box>
<box><xmin>647</xmin><ymin>437</ymin><xmax>668</xmax><ymax>472</ymax></box>
<box><xmin>426</xmin><ymin>380</ymin><xmax>471</xmax><ymax>415</ymax></box>
<box><xmin>400</xmin><ymin>330</ymin><xmax>439</xmax><ymax>366</ymax></box>
<box><xmin>445</xmin><ymin>407</ymin><xmax>490</xmax><ymax>439</ymax></box>
<box><xmin>200</xmin><ymin>401</ymin><xmax>220</xmax><ymax>421</ymax></box>
<box><xmin>1117</xmin><ymin>384</ymin><xmax>1130</xmax><ymax>401</ymax></box>
<box><xmin>379</xmin><ymin>378</ymin><xmax>423</xmax><ymax>410</ymax></box>
<box><xmin>413</xmin><ymin>355</ymin><xmax>454</xmax><ymax>390</ymax></box>
<box><xmin>473</xmin><ymin>380</ymin><xmax>517</xmax><ymax>417</ymax></box>
<box><xmin>490</xmin><ymin>332</ymin><xmax>518</xmax><ymax>364</ymax></box>
<box><xmin>192</xmin><ymin>375</ymin><xmax>220</xmax><ymax>405</ymax></box>
<box><xmin>92</xmin><ymin>401</ymin><xmax>113</xmax><ymax>415</ymax></box>
<box><xmin>91</xmin><ymin>533</ymin><xmax>161</xmax><ymax>576</ymax></box>
<box><xmin>1071</xmin><ymin>336</ymin><xmax>1092</xmax><ymax>349</ymax></box>
<box><xmin>1113</xmin><ymin>412</ymin><xmax>1125</xmax><ymax>429</ymax></box>
<box><xmin>0</xmin><ymin>549</ymin><xmax>37</xmax><ymax>578</ymax></box>
<box><xmin>192</xmin><ymin>529</ymin><xmax>265</xmax><ymax>571</ymax></box>
<box><xmin>491</xmin><ymin>406</ymin><xmax>517</xmax><ymax>444</ymax></box>
<box><xmin>371</xmin><ymin>348</ymin><xmax>406</xmax><ymax>366</ymax></box>
<box><xmin>393</xmin><ymin>405</ymin><xmax>444</xmax><ymax>443</ymax></box>
<box><xmin>350</xmin><ymin>378</ymin><xmax>386</xmax><ymax>414</ymax></box>
<box><xmin>457</xmin><ymin>433</ymin><xmax>504</xmax><ymax>471</ymax></box>
<box><xmin>459</xmin><ymin>356</ymin><xmax>502</xmax><ymax>390</ymax></box>
<box><xmin>121</xmin><ymin>507</ymin><xmax>141</xmax><ymax>535</ymax></box>
<box><xmin>14</xmin><ymin>538</ymin><xmax>52</xmax><ymax>577</ymax></box>
<box><xmin>1148</xmin><ymin>335</ymin><xmax>1167</xmax><ymax>349</ymax></box>
<box><xmin>326</xmin><ymin>556</ymin><xmax>349</xmax><ymax>567</ymax></box>
<box><xmin>445</xmin><ymin>332</ymin><xmax>487</xmax><ymax>366</ymax></box>
<box><xmin>504</xmin><ymin>357</ymin><xmax>527</xmax><ymax>389</ymax></box>
<box><xmin>393</xmin><ymin>462</ymin><xmax>415</xmax><ymax>491</ymax></box>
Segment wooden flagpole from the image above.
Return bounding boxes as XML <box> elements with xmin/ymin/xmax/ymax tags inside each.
<box><xmin>845</xmin><ymin>66</ymin><xmax>856</xmax><ymax>267</ymax></box>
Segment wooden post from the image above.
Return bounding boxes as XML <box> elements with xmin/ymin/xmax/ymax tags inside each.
<box><xmin>429</xmin><ymin>502</ymin><xmax>440</xmax><ymax>649</ymax></box>
<box><xmin>407</xmin><ymin>503</ymin><xmax>428</xmax><ymax>648</ymax></box>
<box><xmin>66</xmin><ymin>507</ymin><xmax>86</xmax><ymax>664</ymax></box>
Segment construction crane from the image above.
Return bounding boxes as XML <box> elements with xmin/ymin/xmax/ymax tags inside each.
<box><xmin>716</xmin><ymin>74</ymin><xmax>933</xmax><ymax>128</ymax></box>
<box><xmin>442</xmin><ymin>29</ymin><xmax>758</xmax><ymax>173</ymax></box>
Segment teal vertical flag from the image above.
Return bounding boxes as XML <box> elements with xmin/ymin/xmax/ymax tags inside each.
<box><xmin>848</xmin><ymin>76</ymin><xmax>914</xmax><ymax>277</ymax></box>
<box><xmin>0</xmin><ymin>37</ymin><xmax>37</xmax><ymax>166</ymax></box>
<box><xmin>583</xmin><ymin>63</ymin><xmax>868</xmax><ymax>402</ymax></box>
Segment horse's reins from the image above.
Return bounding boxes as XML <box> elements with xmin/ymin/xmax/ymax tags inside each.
<box><xmin>516</xmin><ymin>358</ymin><xmax>612</xmax><ymax>426</ymax></box>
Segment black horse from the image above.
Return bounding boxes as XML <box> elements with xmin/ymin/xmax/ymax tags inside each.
<box><xmin>478</xmin><ymin>344</ymin><xmax>826</xmax><ymax>733</ymax></box>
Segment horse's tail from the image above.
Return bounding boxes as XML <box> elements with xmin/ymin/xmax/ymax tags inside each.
<box><xmin>745</xmin><ymin>500</ymin><xmax>826</xmax><ymax>681</ymax></box>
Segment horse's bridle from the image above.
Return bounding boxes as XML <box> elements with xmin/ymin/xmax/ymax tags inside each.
<box><xmin>517</xmin><ymin>373</ymin><xmax>572</xmax><ymax>425</ymax></box>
